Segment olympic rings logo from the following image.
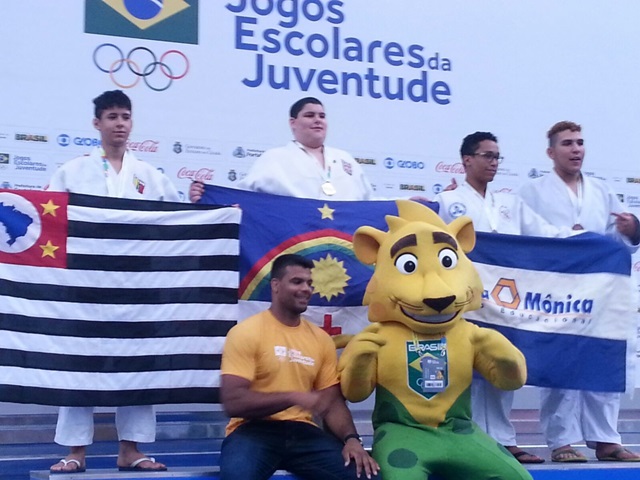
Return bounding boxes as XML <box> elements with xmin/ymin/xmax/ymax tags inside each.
<box><xmin>93</xmin><ymin>43</ymin><xmax>189</xmax><ymax>92</ymax></box>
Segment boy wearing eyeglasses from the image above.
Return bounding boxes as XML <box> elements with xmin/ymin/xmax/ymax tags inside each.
<box><xmin>436</xmin><ymin>132</ymin><xmax>559</xmax><ymax>236</ymax></box>
<box><xmin>434</xmin><ymin>131</ymin><xmax>565</xmax><ymax>464</ymax></box>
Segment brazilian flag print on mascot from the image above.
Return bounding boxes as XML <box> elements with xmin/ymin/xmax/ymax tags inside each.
<box><xmin>338</xmin><ymin>200</ymin><xmax>533</xmax><ymax>480</ymax></box>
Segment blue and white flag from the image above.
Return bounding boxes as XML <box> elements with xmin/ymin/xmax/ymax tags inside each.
<box><xmin>201</xmin><ymin>186</ymin><xmax>636</xmax><ymax>392</ymax></box>
<box><xmin>466</xmin><ymin>231</ymin><xmax>635</xmax><ymax>393</ymax></box>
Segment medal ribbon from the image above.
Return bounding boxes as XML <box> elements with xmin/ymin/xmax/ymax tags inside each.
<box><xmin>100</xmin><ymin>148</ymin><xmax>130</xmax><ymax>198</ymax></box>
<box><xmin>564</xmin><ymin>175</ymin><xmax>583</xmax><ymax>228</ymax></box>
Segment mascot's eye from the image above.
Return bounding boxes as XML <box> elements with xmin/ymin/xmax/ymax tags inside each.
<box><xmin>395</xmin><ymin>253</ymin><xmax>418</xmax><ymax>274</ymax></box>
<box><xmin>438</xmin><ymin>248</ymin><xmax>458</xmax><ymax>269</ymax></box>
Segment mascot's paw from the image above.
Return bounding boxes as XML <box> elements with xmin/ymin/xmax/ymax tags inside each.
<box><xmin>332</xmin><ymin>334</ymin><xmax>354</xmax><ymax>350</ymax></box>
<box><xmin>338</xmin><ymin>324</ymin><xmax>387</xmax><ymax>371</ymax></box>
<box><xmin>338</xmin><ymin>324</ymin><xmax>386</xmax><ymax>402</ymax></box>
<box><xmin>348</xmin><ymin>331</ymin><xmax>387</xmax><ymax>355</ymax></box>
<box><xmin>495</xmin><ymin>359</ymin><xmax>526</xmax><ymax>387</ymax></box>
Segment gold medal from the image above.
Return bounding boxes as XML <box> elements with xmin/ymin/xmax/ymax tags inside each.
<box><xmin>322</xmin><ymin>181</ymin><xmax>336</xmax><ymax>196</ymax></box>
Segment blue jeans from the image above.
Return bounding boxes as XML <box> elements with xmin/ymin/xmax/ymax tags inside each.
<box><xmin>219</xmin><ymin>420</ymin><xmax>359</xmax><ymax>480</ymax></box>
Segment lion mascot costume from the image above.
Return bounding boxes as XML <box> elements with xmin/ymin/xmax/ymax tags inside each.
<box><xmin>338</xmin><ymin>200</ymin><xmax>532</xmax><ymax>480</ymax></box>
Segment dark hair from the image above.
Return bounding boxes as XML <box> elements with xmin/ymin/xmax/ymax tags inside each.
<box><xmin>460</xmin><ymin>131</ymin><xmax>498</xmax><ymax>157</ymax></box>
<box><xmin>271</xmin><ymin>254</ymin><xmax>314</xmax><ymax>280</ymax></box>
<box><xmin>547</xmin><ymin>121</ymin><xmax>581</xmax><ymax>147</ymax></box>
<box><xmin>93</xmin><ymin>90</ymin><xmax>132</xmax><ymax>119</ymax></box>
<box><xmin>289</xmin><ymin>97</ymin><xmax>323</xmax><ymax>118</ymax></box>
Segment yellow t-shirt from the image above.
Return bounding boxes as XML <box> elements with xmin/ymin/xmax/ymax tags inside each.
<box><xmin>221</xmin><ymin>310</ymin><xmax>339</xmax><ymax>435</ymax></box>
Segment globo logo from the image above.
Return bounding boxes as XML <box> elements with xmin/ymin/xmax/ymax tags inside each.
<box><xmin>57</xmin><ymin>134</ymin><xmax>70</xmax><ymax>146</ymax></box>
<box><xmin>384</xmin><ymin>157</ymin><xmax>425</xmax><ymax>169</ymax></box>
<box><xmin>397</xmin><ymin>160</ymin><xmax>425</xmax><ymax>169</ymax></box>
<box><xmin>73</xmin><ymin>137</ymin><xmax>101</xmax><ymax>147</ymax></box>
<box><xmin>57</xmin><ymin>134</ymin><xmax>101</xmax><ymax>147</ymax></box>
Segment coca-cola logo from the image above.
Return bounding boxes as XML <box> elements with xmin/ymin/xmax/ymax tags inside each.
<box><xmin>177</xmin><ymin>167</ymin><xmax>214</xmax><ymax>182</ymax></box>
<box><xmin>127</xmin><ymin>140</ymin><xmax>159</xmax><ymax>153</ymax></box>
<box><xmin>435</xmin><ymin>162</ymin><xmax>464</xmax><ymax>174</ymax></box>
<box><xmin>494</xmin><ymin>187</ymin><xmax>513</xmax><ymax>193</ymax></box>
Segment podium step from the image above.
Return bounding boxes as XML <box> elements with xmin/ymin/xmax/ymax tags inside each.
<box><xmin>2</xmin><ymin>409</ymin><xmax>640</xmax><ymax>480</ymax></box>
<box><xmin>29</xmin><ymin>468</ymin><xmax>300</xmax><ymax>480</ymax></box>
<box><xmin>27</xmin><ymin>462</ymin><xmax>640</xmax><ymax>480</ymax></box>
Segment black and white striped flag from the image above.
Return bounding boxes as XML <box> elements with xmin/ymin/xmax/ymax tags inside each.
<box><xmin>0</xmin><ymin>190</ymin><xmax>240</xmax><ymax>406</ymax></box>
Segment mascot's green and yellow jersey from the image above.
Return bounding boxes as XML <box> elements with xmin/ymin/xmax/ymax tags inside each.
<box><xmin>338</xmin><ymin>200</ymin><xmax>532</xmax><ymax>480</ymax></box>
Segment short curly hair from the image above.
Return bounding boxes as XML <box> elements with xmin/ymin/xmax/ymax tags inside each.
<box><xmin>460</xmin><ymin>132</ymin><xmax>498</xmax><ymax>158</ymax></box>
<box><xmin>93</xmin><ymin>90</ymin><xmax>131</xmax><ymax>119</ymax></box>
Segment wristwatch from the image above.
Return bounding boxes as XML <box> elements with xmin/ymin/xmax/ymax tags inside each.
<box><xmin>344</xmin><ymin>433</ymin><xmax>362</xmax><ymax>445</ymax></box>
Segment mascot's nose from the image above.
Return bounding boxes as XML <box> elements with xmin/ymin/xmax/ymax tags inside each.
<box><xmin>423</xmin><ymin>296</ymin><xmax>455</xmax><ymax>313</ymax></box>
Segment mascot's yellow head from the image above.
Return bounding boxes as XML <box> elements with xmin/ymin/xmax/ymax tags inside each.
<box><xmin>354</xmin><ymin>200</ymin><xmax>483</xmax><ymax>335</ymax></box>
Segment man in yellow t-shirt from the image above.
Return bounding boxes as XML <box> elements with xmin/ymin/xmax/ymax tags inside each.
<box><xmin>220</xmin><ymin>254</ymin><xmax>379</xmax><ymax>480</ymax></box>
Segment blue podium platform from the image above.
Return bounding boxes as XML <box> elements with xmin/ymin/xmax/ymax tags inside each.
<box><xmin>27</xmin><ymin>463</ymin><xmax>640</xmax><ymax>480</ymax></box>
<box><xmin>3</xmin><ymin>409</ymin><xmax>639</xmax><ymax>480</ymax></box>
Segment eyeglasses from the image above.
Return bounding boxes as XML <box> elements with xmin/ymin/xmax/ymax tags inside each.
<box><xmin>470</xmin><ymin>152</ymin><xmax>503</xmax><ymax>164</ymax></box>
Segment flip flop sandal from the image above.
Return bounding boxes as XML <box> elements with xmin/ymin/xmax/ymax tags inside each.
<box><xmin>551</xmin><ymin>447</ymin><xmax>587</xmax><ymax>463</ymax></box>
<box><xmin>118</xmin><ymin>456</ymin><xmax>168</xmax><ymax>471</ymax></box>
<box><xmin>50</xmin><ymin>458</ymin><xmax>86</xmax><ymax>474</ymax></box>
<box><xmin>597</xmin><ymin>447</ymin><xmax>640</xmax><ymax>462</ymax></box>
<box><xmin>512</xmin><ymin>451</ymin><xmax>545</xmax><ymax>464</ymax></box>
